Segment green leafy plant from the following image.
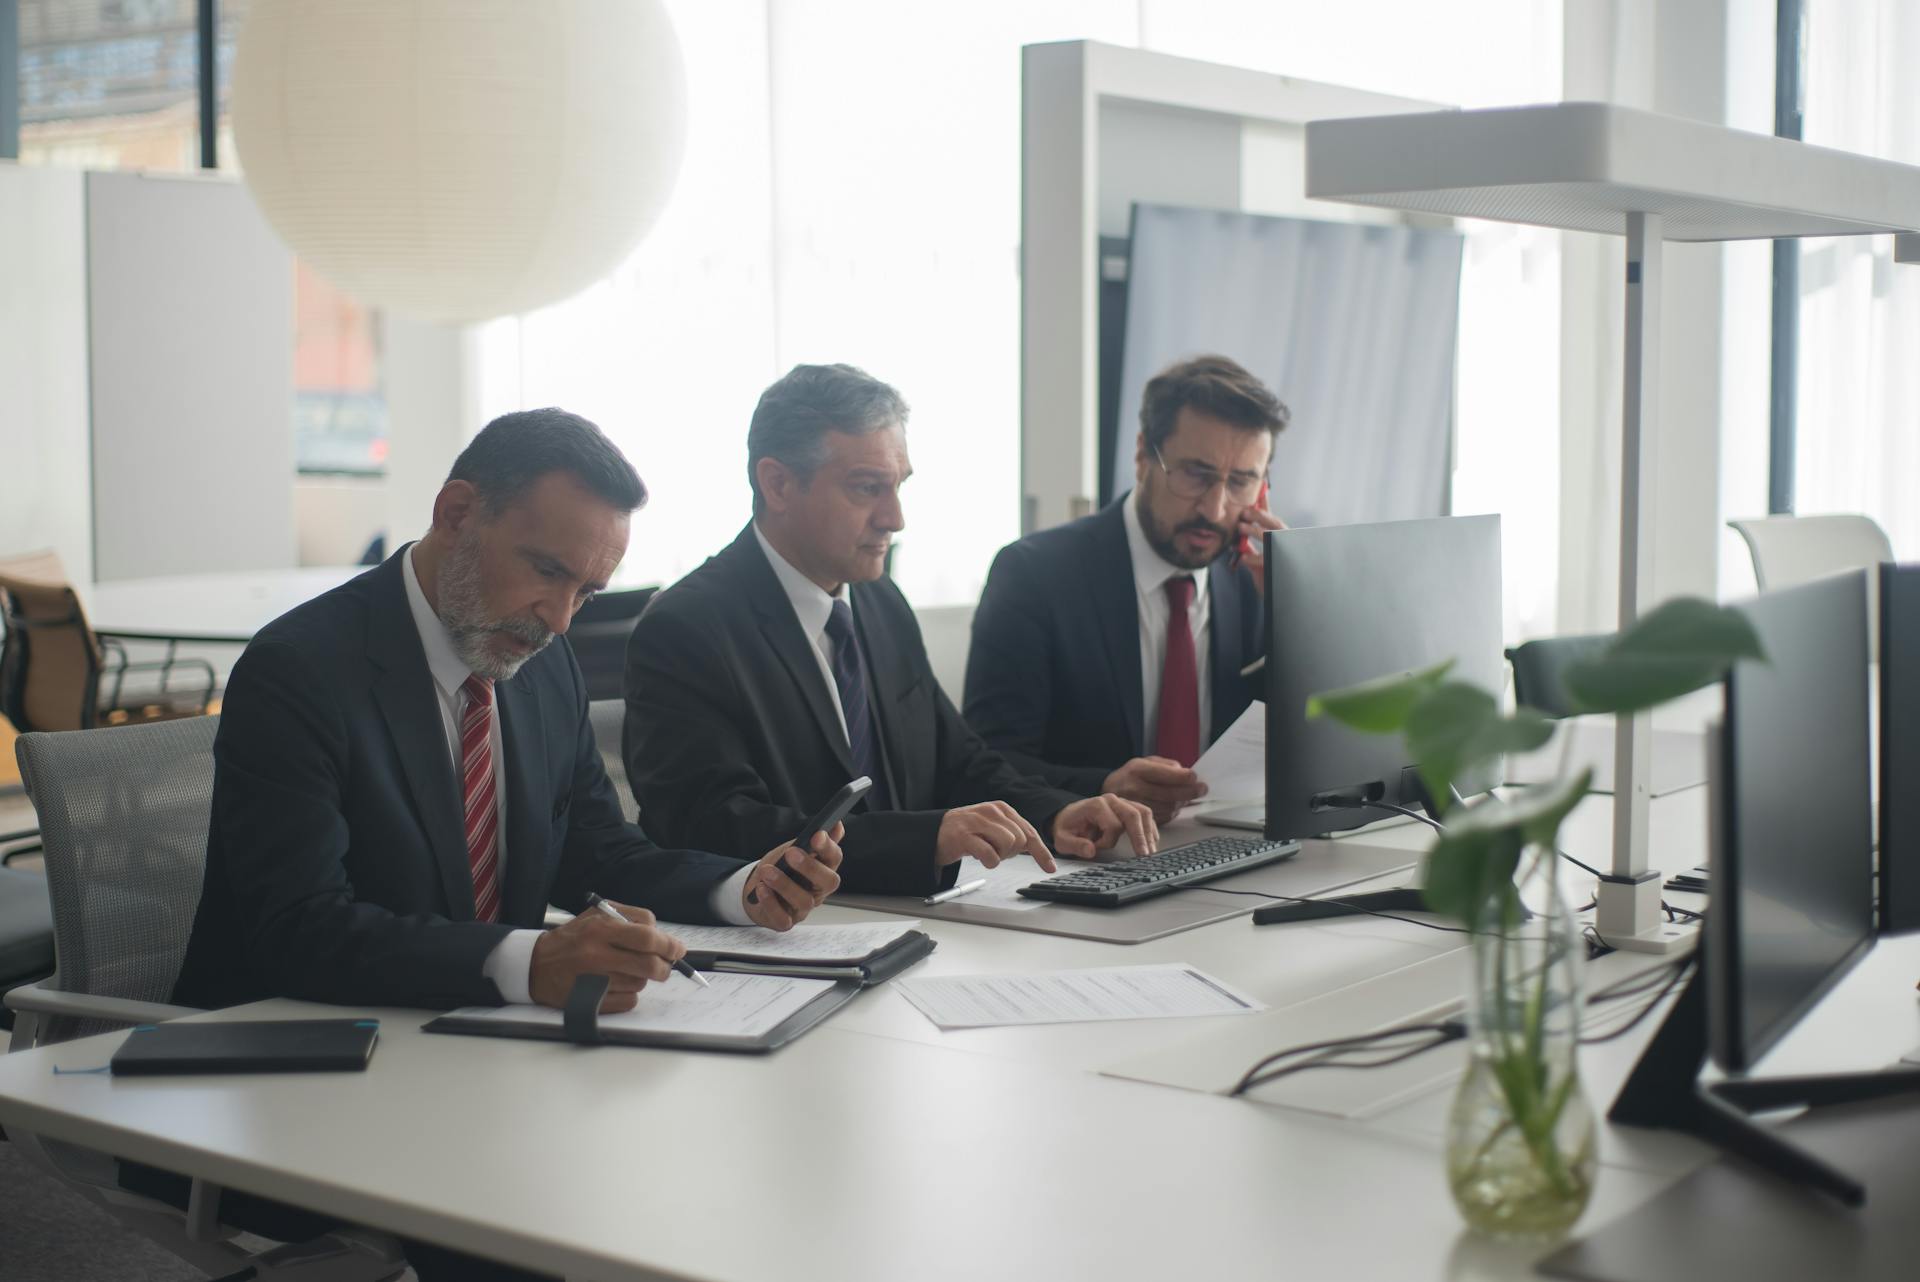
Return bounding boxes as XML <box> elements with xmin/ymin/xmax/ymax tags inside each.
<box><xmin>1307</xmin><ymin>598</ymin><xmax>1765</xmax><ymax>925</ymax></box>
<box><xmin>1307</xmin><ymin>597</ymin><xmax>1765</xmax><ymax>1235</ymax></box>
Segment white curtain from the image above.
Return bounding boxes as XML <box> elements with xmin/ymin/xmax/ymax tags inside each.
<box><xmin>1794</xmin><ymin>0</ymin><xmax>1920</xmax><ymax>559</ymax></box>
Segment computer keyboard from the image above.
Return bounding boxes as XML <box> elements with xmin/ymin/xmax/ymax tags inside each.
<box><xmin>1018</xmin><ymin>835</ymin><xmax>1302</xmax><ymax>907</ymax></box>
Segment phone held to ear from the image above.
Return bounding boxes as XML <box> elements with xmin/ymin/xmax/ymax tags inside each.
<box><xmin>1233</xmin><ymin>479</ymin><xmax>1271</xmax><ymax>566</ymax></box>
<box><xmin>747</xmin><ymin>776</ymin><xmax>872</xmax><ymax>904</ymax></box>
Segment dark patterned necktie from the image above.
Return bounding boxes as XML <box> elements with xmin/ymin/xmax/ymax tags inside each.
<box><xmin>824</xmin><ymin>599</ymin><xmax>890</xmax><ymax>808</ymax></box>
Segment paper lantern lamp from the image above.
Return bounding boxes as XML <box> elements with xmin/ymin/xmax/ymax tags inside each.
<box><xmin>231</xmin><ymin>0</ymin><xmax>687</xmax><ymax>325</ymax></box>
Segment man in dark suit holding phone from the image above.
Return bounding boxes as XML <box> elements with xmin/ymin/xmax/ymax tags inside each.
<box><xmin>623</xmin><ymin>364</ymin><xmax>1158</xmax><ymax>897</ymax></box>
<box><xmin>964</xmin><ymin>356</ymin><xmax>1289</xmax><ymax>822</ymax></box>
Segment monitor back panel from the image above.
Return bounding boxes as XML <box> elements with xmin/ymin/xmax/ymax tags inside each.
<box><xmin>1882</xmin><ymin>563</ymin><xmax>1920</xmax><ymax>934</ymax></box>
<box><xmin>1711</xmin><ymin>572</ymin><xmax>1875</xmax><ymax>1072</ymax></box>
<box><xmin>1263</xmin><ymin>514</ymin><xmax>1503</xmax><ymax>841</ymax></box>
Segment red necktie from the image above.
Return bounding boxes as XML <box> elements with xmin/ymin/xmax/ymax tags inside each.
<box><xmin>459</xmin><ymin>674</ymin><xmax>502</xmax><ymax>923</ymax></box>
<box><xmin>1155</xmin><ymin>576</ymin><xmax>1200</xmax><ymax>767</ymax></box>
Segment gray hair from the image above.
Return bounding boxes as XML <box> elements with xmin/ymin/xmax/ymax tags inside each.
<box><xmin>746</xmin><ymin>364</ymin><xmax>909</xmax><ymax>511</ymax></box>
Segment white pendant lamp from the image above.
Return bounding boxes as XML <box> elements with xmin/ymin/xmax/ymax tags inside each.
<box><xmin>230</xmin><ymin>0</ymin><xmax>687</xmax><ymax>325</ymax></box>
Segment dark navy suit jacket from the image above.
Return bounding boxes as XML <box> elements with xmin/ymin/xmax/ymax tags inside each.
<box><xmin>171</xmin><ymin>549</ymin><xmax>742</xmax><ymax>1011</ymax></box>
<box><xmin>623</xmin><ymin>524</ymin><xmax>1078</xmax><ymax>896</ymax></box>
<box><xmin>963</xmin><ymin>497</ymin><xmax>1266</xmax><ymax>795</ymax></box>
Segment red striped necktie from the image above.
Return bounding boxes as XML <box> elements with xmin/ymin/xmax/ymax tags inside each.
<box><xmin>459</xmin><ymin>674</ymin><xmax>502</xmax><ymax>923</ymax></box>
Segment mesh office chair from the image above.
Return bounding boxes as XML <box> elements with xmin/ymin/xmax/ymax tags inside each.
<box><xmin>5</xmin><ymin>717</ymin><xmax>404</xmax><ymax>1281</ymax></box>
<box><xmin>1505</xmin><ymin>633</ymin><xmax>1613</xmax><ymax>719</ymax></box>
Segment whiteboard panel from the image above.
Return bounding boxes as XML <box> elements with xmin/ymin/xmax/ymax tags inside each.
<box><xmin>1114</xmin><ymin>205</ymin><xmax>1462</xmax><ymax>530</ymax></box>
<box><xmin>87</xmin><ymin>172</ymin><xmax>294</xmax><ymax>581</ymax></box>
<box><xmin>0</xmin><ymin>164</ymin><xmax>91</xmax><ymax>577</ymax></box>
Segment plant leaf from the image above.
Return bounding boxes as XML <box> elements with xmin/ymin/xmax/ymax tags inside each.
<box><xmin>1564</xmin><ymin>598</ymin><xmax>1766</xmax><ymax>714</ymax></box>
<box><xmin>1404</xmin><ymin>684</ymin><xmax>1557</xmax><ymax>806</ymax></box>
<box><xmin>1419</xmin><ymin>769</ymin><xmax>1594</xmax><ymax>924</ymax></box>
<box><xmin>1306</xmin><ymin>659</ymin><xmax>1454</xmax><ymax>734</ymax></box>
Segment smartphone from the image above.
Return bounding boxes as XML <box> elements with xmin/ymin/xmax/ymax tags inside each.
<box><xmin>1234</xmin><ymin>479</ymin><xmax>1271</xmax><ymax>565</ymax></box>
<box><xmin>748</xmin><ymin>776</ymin><xmax>872</xmax><ymax>904</ymax></box>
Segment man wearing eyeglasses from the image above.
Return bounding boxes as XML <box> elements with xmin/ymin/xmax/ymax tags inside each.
<box><xmin>965</xmin><ymin>355</ymin><xmax>1290</xmax><ymax>823</ymax></box>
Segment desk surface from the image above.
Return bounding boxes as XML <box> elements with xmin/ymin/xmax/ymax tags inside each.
<box><xmin>84</xmin><ymin>566</ymin><xmax>365</xmax><ymax>643</ymax></box>
<box><xmin>4</xmin><ymin>796</ymin><xmax>1914</xmax><ymax>1282</ymax></box>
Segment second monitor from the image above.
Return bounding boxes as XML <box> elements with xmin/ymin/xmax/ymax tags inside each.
<box><xmin>1262</xmin><ymin>513</ymin><xmax>1504</xmax><ymax>843</ymax></box>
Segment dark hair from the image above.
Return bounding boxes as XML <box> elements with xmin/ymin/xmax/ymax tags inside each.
<box><xmin>448</xmin><ymin>408</ymin><xmax>647</xmax><ymax>515</ymax></box>
<box><xmin>1139</xmin><ymin>355</ymin><xmax>1290</xmax><ymax>454</ymax></box>
<box><xmin>746</xmin><ymin>364</ymin><xmax>908</xmax><ymax>512</ymax></box>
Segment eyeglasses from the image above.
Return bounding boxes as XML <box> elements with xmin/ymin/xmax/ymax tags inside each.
<box><xmin>1152</xmin><ymin>447</ymin><xmax>1264</xmax><ymax>504</ymax></box>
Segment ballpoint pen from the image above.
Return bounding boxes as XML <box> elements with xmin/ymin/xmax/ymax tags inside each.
<box><xmin>583</xmin><ymin>892</ymin><xmax>710</xmax><ymax>988</ymax></box>
<box><xmin>925</xmin><ymin>877</ymin><xmax>988</xmax><ymax>906</ymax></box>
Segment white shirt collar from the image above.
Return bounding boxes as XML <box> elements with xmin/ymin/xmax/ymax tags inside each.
<box><xmin>402</xmin><ymin>542</ymin><xmax>482</xmax><ymax>699</ymax></box>
<box><xmin>1122</xmin><ymin>490</ymin><xmax>1212</xmax><ymax>608</ymax></box>
<box><xmin>752</xmin><ymin>521</ymin><xmax>850</xmax><ymax>641</ymax></box>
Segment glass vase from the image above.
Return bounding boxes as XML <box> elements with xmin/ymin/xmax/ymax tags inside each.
<box><xmin>1445</xmin><ymin>845</ymin><xmax>1597</xmax><ymax>1240</ymax></box>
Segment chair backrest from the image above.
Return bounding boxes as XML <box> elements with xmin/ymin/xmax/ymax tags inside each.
<box><xmin>570</xmin><ymin>586</ymin><xmax>658</xmax><ymax>702</ymax></box>
<box><xmin>0</xmin><ymin>549</ymin><xmax>103</xmax><ymax>733</ymax></box>
<box><xmin>1506</xmin><ymin>633</ymin><xmax>1613</xmax><ymax>719</ymax></box>
<box><xmin>1728</xmin><ymin>514</ymin><xmax>1893</xmax><ymax>661</ymax></box>
<box><xmin>1728</xmin><ymin>514</ymin><xmax>1894</xmax><ymax>592</ymax></box>
<box><xmin>14</xmin><ymin>716</ymin><xmax>218</xmax><ymax>1041</ymax></box>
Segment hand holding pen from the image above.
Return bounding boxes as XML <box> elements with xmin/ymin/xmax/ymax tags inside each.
<box><xmin>526</xmin><ymin>894</ymin><xmax>698</xmax><ymax>1012</ymax></box>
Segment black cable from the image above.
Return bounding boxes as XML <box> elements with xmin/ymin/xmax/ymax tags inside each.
<box><xmin>1319</xmin><ymin>795</ymin><xmax>1443</xmax><ymax>832</ymax></box>
<box><xmin>1230</xmin><ymin>1020</ymin><xmax>1468</xmax><ymax>1097</ymax></box>
<box><xmin>1579</xmin><ymin>956</ymin><xmax>1693</xmax><ymax>1045</ymax></box>
<box><xmin>1178</xmin><ymin>885</ymin><xmax>1471</xmax><ymax>936</ymax></box>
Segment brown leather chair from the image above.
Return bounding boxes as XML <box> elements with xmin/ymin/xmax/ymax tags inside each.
<box><xmin>0</xmin><ymin>550</ymin><xmax>214</xmax><ymax>733</ymax></box>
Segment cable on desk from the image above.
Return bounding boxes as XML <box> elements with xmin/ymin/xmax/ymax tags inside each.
<box><xmin>1177</xmin><ymin>885</ymin><xmax>1471</xmax><ymax>936</ymax></box>
<box><xmin>1578</xmin><ymin>957</ymin><xmax>1692</xmax><ymax>1045</ymax></box>
<box><xmin>1230</xmin><ymin>1020</ymin><xmax>1468</xmax><ymax>1098</ymax></box>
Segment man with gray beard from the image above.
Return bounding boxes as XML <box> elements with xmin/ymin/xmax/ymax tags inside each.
<box><xmin>171</xmin><ymin>407</ymin><xmax>843</xmax><ymax>1015</ymax></box>
<box><xmin>157</xmin><ymin>409</ymin><xmax>843</xmax><ymax>1281</ymax></box>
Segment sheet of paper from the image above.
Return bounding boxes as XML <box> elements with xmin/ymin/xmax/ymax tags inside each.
<box><xmin>895</xmin><ymin>963</ymin><xmax>1265</xmax><ymax>1030</ymax></box>
<box><xmin>445</xmin><ymin>972</ymin><xmax>834</xmax><ymax>1041</ymax></box>
<box><xmin>950</xmin><ymin>854</ymin><xmax>1053</xmax><ymax>911</ymax></box>
<box><xmin>658</xmin><ymin>919</ymin><xmax>921</xmax><ymax>963</ymax></box>
<box><xmin>1192</xmin><ymin>703</ymin><xmax>1264</xmax><ymax>804</ymax></box>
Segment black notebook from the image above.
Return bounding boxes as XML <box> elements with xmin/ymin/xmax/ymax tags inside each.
<box><xmin>111</xmin><ymin>1019</ymin><xmax>380</xmax><ymax>1076</ymax></box>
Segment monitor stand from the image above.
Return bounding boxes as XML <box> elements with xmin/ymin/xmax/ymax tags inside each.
<box><xmin>1610</xmin><ymin>952</ymin><xmax>1920</xmax><ymax>1206</ymax></box>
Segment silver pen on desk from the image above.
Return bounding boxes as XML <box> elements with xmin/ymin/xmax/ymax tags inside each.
<box><xmin>926</xmin><ymin>877</ymin><xmax>988</xmax><ymax>906</ymax></box>
<box><xmin>583</xmin><ymin>892</ymin><xmax>710</xmax><ymax>988</ymax></box>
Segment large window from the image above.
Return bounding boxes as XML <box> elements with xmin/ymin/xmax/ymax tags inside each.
<box><xmin>16</xmin><ymin>0</ymin><xmax>199</xmax><ymax>171</ymax></box>
<box><xmin>478</xmin><ymin>0</ymin><xmax>1564</xmax><ymax>619</ymax></box>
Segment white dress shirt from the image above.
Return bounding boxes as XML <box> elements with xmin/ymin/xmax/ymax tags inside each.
<box><xmin>1122</xmin><ymin>493</ymin><xmax>1213</xmax><ymax>753</ymax></box>
<box><xmin>401</xmin><ymin>545</ymin><xmax>750</xmax><ymax>1007</ymax></box>
<box><xmin>753</xmin><ymin>522</ymin><xmax>857</xmax><ymax>749</ymax></box>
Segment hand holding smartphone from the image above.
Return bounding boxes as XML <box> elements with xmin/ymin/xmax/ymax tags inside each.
<box><xmin>1233</xmin><ymin>479</ymin><xmax>1272</xmax><ymax>566</ymax></box>
<box><xmin>747</xmin><ymin>775</ymin><xmax>871</xmax><ymax>904</ymax></box>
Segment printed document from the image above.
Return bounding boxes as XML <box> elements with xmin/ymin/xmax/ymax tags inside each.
<box><xmin>1191</xmin><ymin>703</ymin><xmax>1265</xmax><ymax>804</ymax></box>
<box><xmin>896</xmin><ymin>963</ymin><xmax>1265</xmax><ymax>1030</ymax></box>
<box><xmin>658</xmin><ymin>919</ymin><xmax>921</xmax><ymax>962</ymax></box>
<box><xmin>949</xmin><ymin>854</ymin><xmax>1053</xmax><ymax>911</ymax></box>
<box><xmin>444</xmin><ymin>972</ymin><xmax>833</xmax><ymax>1040</ymax></box>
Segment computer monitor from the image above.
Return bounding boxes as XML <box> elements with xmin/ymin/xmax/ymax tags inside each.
<box><xmin>1880</xmin><ymin>563</ymin><xmax>1920</xmax><ymax>935</ymax></box>
<box><xmin>1262</xmin><ymin>514</ymin><xmax>1503</xmax><ymax>843</ymax></box>
<box><xmin>1611</xmin><ymin>572</ymin><xmax>1920</xmax><ymax>1206</ymax></box>
<box><xmin>1707</xmin><ymin>572</ymin><xmax>1876</xmax><ymax>1073</ymax></box>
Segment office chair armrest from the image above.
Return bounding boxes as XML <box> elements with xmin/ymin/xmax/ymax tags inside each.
<box><xmin>5</xmin><ymin>981</ymin><xmax>202</xmax><ymax>1027</ymax></box>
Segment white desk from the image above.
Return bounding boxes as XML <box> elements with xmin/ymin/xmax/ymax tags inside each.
<box><xmin>2</xmin><ymin>795</ymin><xmax>1914</xmax><ymax>1281</ymax></box>
<box><xmin>84</xmin><ymin>566</ymin><xmax>364</xmax><ymax>644</ymax></box>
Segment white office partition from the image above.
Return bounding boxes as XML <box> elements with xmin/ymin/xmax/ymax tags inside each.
<box><xmin>86</xmin><ymin>171</ymin><xmax>294</xmax><ymax>582</ymax></box>
<box><xmin>0</xmin><ymin>164</ymin><xmax>91</xmax><ymax>578</ymax></box>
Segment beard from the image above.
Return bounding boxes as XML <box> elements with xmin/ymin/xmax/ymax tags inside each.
<box><xmin>1137</xmin><ymin>487</ymin><xmax>1232</xmax><ymax>571</ymax></box>
<box><xmin>436</xmin><ymin>532</ymin><xmax>553</xmax><ymax>681</ymax></box>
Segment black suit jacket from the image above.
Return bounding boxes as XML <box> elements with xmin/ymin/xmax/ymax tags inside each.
<box><xmin>623</xmin><ymin>524</ymin><xmax>1079</xmax><ymax>896</ymax></box>
<box><xmin>171</xmin><ymin>549</ymin><xmax>744</xmax><ymax>1011</ymax></box>
<box><xmin>963</xmin><ymin>496</ymin><xmax>1265</xmax><ymax>794</ymax></box>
